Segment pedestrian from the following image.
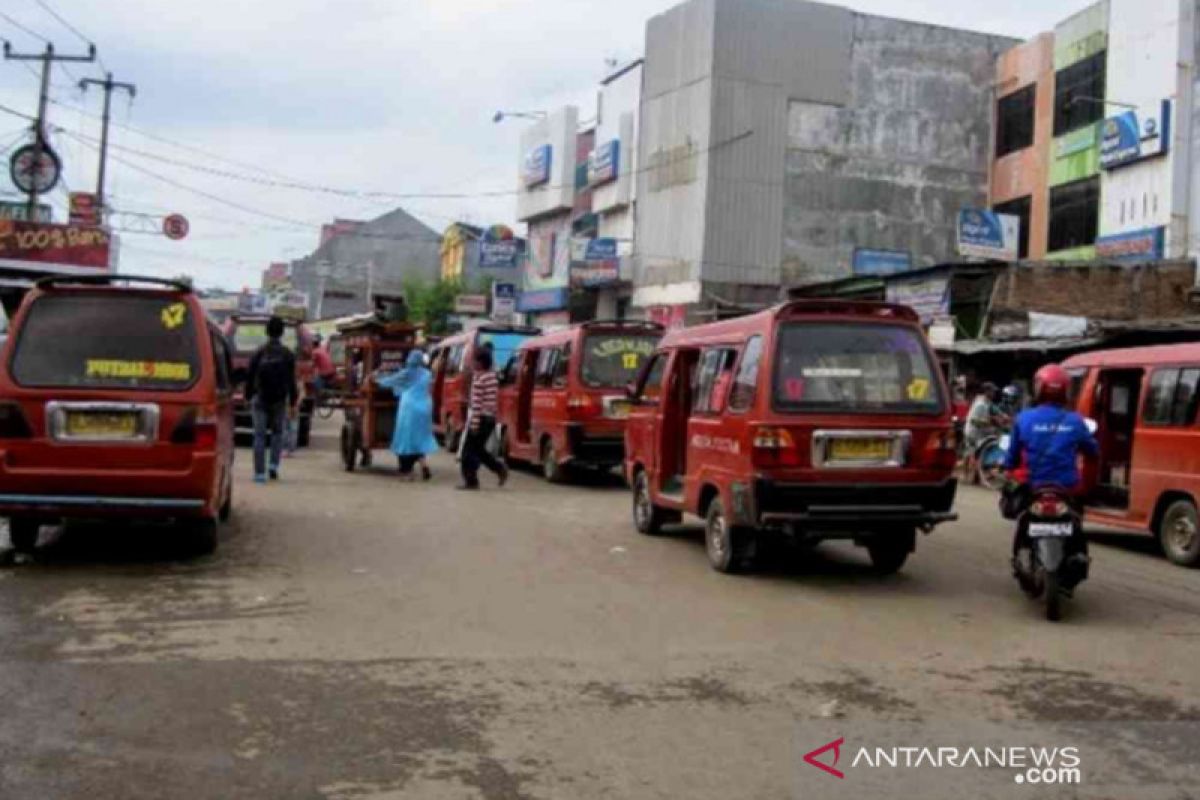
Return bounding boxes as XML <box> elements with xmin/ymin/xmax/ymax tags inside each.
<box><xmin>246</xmin><ymin>316</ymin><xmax>298</xmax><ymax>483</ymax></box>
<box><xmin>458</xmin><ymin>347</ymin><xmax>509</xmax><ymax>490</ymax></box>
<box><xmin>312</xmin><ymin>334</ymin><xmax>337</xmax><ymax>395</ymax></box>
<box><xmin>375</xmin><ymin>349</ymin><xmax>439</xmax><ymax>481</ymax></box>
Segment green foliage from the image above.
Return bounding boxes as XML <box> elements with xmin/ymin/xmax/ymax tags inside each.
<box><xmin>403</xmin><ymin>277</ymin><xmax>464</xmax><ymax>335</ymax></box>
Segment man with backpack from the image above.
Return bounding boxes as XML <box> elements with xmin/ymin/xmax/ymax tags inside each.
<box><xmin>246</xmin><ymin>316</ymin><xmax>299</xmax><ymax>483</ymax></box>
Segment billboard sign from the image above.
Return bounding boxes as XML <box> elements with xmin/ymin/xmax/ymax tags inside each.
<box><xmin>957</xmin><ymin>209</ymin><xmax>1019</xmax><ymax>261</ymax></box>
<box><xmin>454</xmin><ymin>294</ymin><xmax>489</xmax><ymax>315</ymax></box>
<box><xmin>852</xmin><ymin>248</ymin><xmax>911</xmax><ymax>276</ymax></box>
<box><xmin>68</xmin><ymin>192</ymin><xmax>100</xmax><ymax>227</ymax></box>
<box><xmin>0</xmin><ymin>201</ymin><xmax>52</xmax><ymax>223</ymax></box>
<box><xmin>0</xmin><ymin>220</ymin><xmax>111</xmax><ymax>273</ymax></box>
<box><xmin>1100</xmin><ymin>100</ymin><xmax>1171</xmax><ymax>170</ymax></box>
<box><xmin>587</xmin><ymin>139</ymin><xmax>620</xmax><ymax>186</ymax></box>
<box><xmin>570</xmin><ymin>237</ymin><xmax>621</xmax><ymax>287</ymax></box>
<box><xmin>517</xmin><ymin>286</ymin><xmax>569</xmax><ymax>313</ymax></box>
<box><xmin>492</xmin><ymin>281</ymin><xmax>517</xmax><ymax>322</ymax></box>
<box><xmin>886</xmin><ymin>275</ymin><xmax>949</xmax><ymax>324</ymax></box>
<box><xmin>522</xmin><ymin>144</ymin><xmax>552</xmax><ymax>187</ymax></box>
<box><xmin>1095</xmin><ymin>226</ymin><xmax>1165</xmax><ymax>262</ymax></box>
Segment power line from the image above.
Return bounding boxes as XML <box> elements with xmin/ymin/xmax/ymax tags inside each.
<box><xmin>29</xmin><ymin>0</ymin><xmax>105</xmax><ymax>72</ymax></box>
<box><xmin>0</xmin><ymin>11</ymin><xmax>49</xmax><ymax>42</ymax></box>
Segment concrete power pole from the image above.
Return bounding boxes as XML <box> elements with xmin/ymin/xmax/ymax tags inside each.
<box><xmin>79</xmin><ymin>73</ymin><xmax>136</xmax><ymax>225</ymax></box>
<box><xmin>2</xmin><ymin>42</ymin><xmax>97</xmax><ymax>218</ymax></box>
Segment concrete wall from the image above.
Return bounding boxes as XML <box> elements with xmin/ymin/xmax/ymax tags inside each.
<box><xmin>782</xmin><ymin>13</ymin><xmax>1012</xmax><ymax>285</ymax></box>
<box><xmin>1185</xmin><ymin>0</ymin><xmax>1200</xmax><ymax>261</ymax></box>
<box><xmin>991</xmin><ymin>33</ymin><xmax>1055</xmax><ymax>259</ymax></box>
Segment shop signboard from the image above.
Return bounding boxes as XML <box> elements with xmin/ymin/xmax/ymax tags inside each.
<box><xmin>68</xmin><ymin>192</ymin><xmax>100</xmax><ymax>227</ymax></box>
<box><xmin>0</xmin><ymin>201</ymin><xmax>52</xmax><ymax>223</ymax></box>
<box><xmin>454</xmin><ymin>294</ymin><xmax>489</xmax><ymax>315</ymax></box>
<box><xmin>1100</xmin><ymin>100</ymin><xmax>1171</xmax><ymax>170</ymax></box>
<box><xmin>522</xmin><ymin>144</ymin><xmax>552</xmax><ymax>187</ymax></box>
<box><xmin>852</xmin><ymin>248</ymin><xmax>911</xmax><ymax>276</ymax></box>
<box><xmin>517</xmin><ymin>286</ymin><xmax>569</xmax><ymax>313</ymax></box>
<box><xmin>480</xmin><ymin>240</ymin><xmax>521</xmax><ymax>269</ymax></box>
<box><xmin>587</xmin><ymin>140</ymin><xmax>620</xmax><ymax>186</ymax></box>
<box><xmin>1095</xmin><ymin>226</ymin><xmax>1164</xmax><ymax>263</ymax></box>
<box><xmin>0</xmin><ymin>220</ymin><xmax>111</xmax><ymax>273</ymax></box>
<box><xmin>569</xmin><ymin>237</ymin><xmax>620</xmax><ymax>287</ymax></box>
<box><xmin>491</xmin><ymin>282</ymin><xmax>517</xmax><ymax>322</ymax></box>
<box><xmin>957</xmin><ymin>209</ymin><xmax>1019</xmax><ymax>261</ymax></box>
<box><xmin>886</xmin><ymin>275</ymin><xmax>949</xmax><ymax>324</ymax></box>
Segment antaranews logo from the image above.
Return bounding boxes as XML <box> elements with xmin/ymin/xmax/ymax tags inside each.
<box><xmin>802</xmin><ymin>738</ymin><xmax>845</xmax><ymax>780</ymax></box>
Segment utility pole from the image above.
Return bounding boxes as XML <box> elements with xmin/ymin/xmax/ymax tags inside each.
<box><xmin>79</xmin><ymin>73</ymin><xmax>136</xmax><ymax>224</ymax></box>
<box><xmin>2</xmin><ymin>42</ymin><xmax>97</xmax><ymax>218</ymax></box>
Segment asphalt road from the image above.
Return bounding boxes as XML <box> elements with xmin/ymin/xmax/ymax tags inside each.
<box><xmin>1</xmin><ymin>419</ymin><xmax>1198</xmax><ymax>799</ymax></box>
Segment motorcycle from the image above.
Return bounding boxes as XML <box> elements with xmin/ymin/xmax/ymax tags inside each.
<box><xmin>975</xmin><ymin>433</ymin><xmax>1010</xmax><ymax>490</ymax></box>
<box><xmin>1012</xmin><ymin>486</ymin><xmax>1091</xmax><ymax>621</ymax></box>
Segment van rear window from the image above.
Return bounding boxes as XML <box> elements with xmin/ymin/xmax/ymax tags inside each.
<box><xmin>479</xmin><ymin>331</ymin><xmax>536</xmax><ymax>373</ymax></box>
<box><xmin>582</xmin><ymin>333</ymin><xmax>659</xmax><ymax>387</ymax></box>
<box><xmin>11</xmin><ymin>294</ymin><xmax>200</xmax><ymax>391</ymax></box>
<box><xmin>232</xmin><ymin>322</ymin><xmax>298</xmax><ymax>353</ymax></box>
<box><xmin>773</xmin><ymin>323</ymin><xmax>942</xmax><ymax>413</ymax></box>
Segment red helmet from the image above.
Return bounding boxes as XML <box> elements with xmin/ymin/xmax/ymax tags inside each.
<box><xmin>1034</xmin><ymin>364</ymin><xmax>1070</xmax><ymax>406</ymax></box>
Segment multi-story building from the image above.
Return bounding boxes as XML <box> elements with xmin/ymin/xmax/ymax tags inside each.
<box><xmin>632</xmin><ymin>0</ymin><xmax>1016</xmax><ymax>320</ymax></box>
<box><xmin>440</xmin><ymin>222</ymin><xmax>484</xmax><ymax>284</ymax></box>
<box><xmin>989</xmin><ymin>0</ymin><xmax>1200</xmax><ymax>263</ymax></box>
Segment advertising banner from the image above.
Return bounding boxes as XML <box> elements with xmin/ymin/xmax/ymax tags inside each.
<box><xmin>517</xmin><ymin>287</ymin><xmax>569</xmax><ymax>313</ymax></box>
<box><xmin>0</xmin><ymin>220</ymin><xmax>111</xmax><ymax>272</ymax></box>
<box><xmin>0</xmin><ymin>201</ymin><xmax>52</xmax><ymax>223</ymax></box>
<box><xmin>852</xmin><ymin>248</ymin><xmax>912</xmax><ymax>276</ymax></box>
<box><xmin>522</xmin><ymin>144</ymin><xmax>552</xmax><ymax>187</ymax></box>
<box><xmin>480</xmin><ymin>240</ymin><xmax>521</xmax><ymax>269</ymax></box>
<box><xmin>68</xmin><ymin>192</ymin><xmax>100</xmax><ymax>227</ymax></box>
<box><xmin>1100</xmin><ymin>100</ymin><xmax>1171</xmax><ymax>170</ymax></box>
<box><xmin>570</xmin><ymin>237</ymin><xmax>621</xmax><ymax>287</ymax></box>
<box><xmin>491</xmin><ymin>282</ymin><xmax>517</xmax><ymax>322</ymax></box>
<box><xmin>886</xmin><ymin>275</ymin><xmax>949</xmax><ymax>323</ymax></box>
<box><xmin>1095</xmin><ymin>226</ymin><xmax>1164</xmax><ymax>262</ymax></box>
<box><xmin>957</xmin><ymin>210</ymin><xmax>1020</xmax><ymax>261</ymax></box>
<box><xmin>454</xmin><ymin>294</ymin><xmax>489</xmax><ymax>315</ymax></box>
<box><xmin>587</xmin><ymin>140</ymin><xmax>620</xmax><ymax>186</ymax></box>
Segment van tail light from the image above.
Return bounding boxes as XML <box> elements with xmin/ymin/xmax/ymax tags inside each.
<box><xmin>171</xmin><ymin>406</ymin><xmax>219</xmax><ymax>449</ymax></box>
<box><xmin>751</xmin><ymin>426</ymin><xmax>800</xmax><ymax>467</ymax></box>
<box><xmin>1031</xmin><ymin>494</ymin><xmax>1070</xmax><ymax>519</ymax></box>
<box><xmin>567</xmin><ymin>394</ymin><xmax>597</xmax><ymax>415</ymax></box>
<box><xmin>0</xmin><ymin>402</ymin><xmax>33</xmax><ymax>439</ymax></box>
<box><xmin>920</xmin><ymin>428</ymin><xmax>959</xmax><ymax>469</ymax></box>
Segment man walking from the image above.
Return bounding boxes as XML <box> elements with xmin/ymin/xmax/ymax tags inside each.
<box><xmin>246</xmin><ymin>316</ymin><xmax>299</xmax><ymax>483</ymax></box>
<box><xmin>458</xmin><ymin>347</ymin><xmax>509</xmax><ymax>490</ymax></box>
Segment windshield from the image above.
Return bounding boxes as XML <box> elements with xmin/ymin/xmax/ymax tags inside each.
<box><xmin>479</xmin><ymin>330</ymin><xmax>536</xmax><ymax>373</ymax></box>
<box><xmin>11</xmin><ymin>294</ymin><xmax>200</xmax><ymax>391</ymax></box>
<box><xmin>232</xmin><ymin>322</ymin><xmax>299</xmax><ymax>353</ymax></box>
<box><xmin>773</xmin><ymin>322</ymin><xmax>943</xmax><ymax>413</ymax></box>
<box><xmin>581</xmin><ymin>333</ymin><xmax>660</xmax><ymax>388</ymax></box>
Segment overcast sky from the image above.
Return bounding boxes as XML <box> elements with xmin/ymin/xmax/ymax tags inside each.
<box><xmin>0</xmin><ymin>0</ymin><xmax>1086</xmax><ymax>290</ymax></box>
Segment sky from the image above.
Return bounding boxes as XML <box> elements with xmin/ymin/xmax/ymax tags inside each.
<box><xmin>0</xmin><ymin>0</ymin><xmax>1088</xmax><ymax>291</ymax></box>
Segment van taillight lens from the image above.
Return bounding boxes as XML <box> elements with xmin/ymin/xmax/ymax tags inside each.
<box><xmin>171</xmin><ymin>406</ymin><xmax>219</xmax><ymax>448</ymax></box>
<box><xmin>0</xmin><ymin>402</ymin><xmax>33</xmax><ymax>438</ymax></box>
<box><xmin>567</xmin><ymin>394</ymin><xmax>596</xmax><ymax>414</ymax></box>
<box><xmin>921</xmin><ymin>428</ymin><xmax>959</xmax><ymax>468</ymax></box>
<box><xmin>751</xmin><ymin>426</ymin><xmax>800</xmax><ymax>466</ymax></box>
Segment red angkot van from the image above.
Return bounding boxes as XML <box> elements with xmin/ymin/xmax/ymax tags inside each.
<box><xmin>429</xmin><ymin>324</ymin><xmax>539</xmax><ymax>450</ymax></box>
<box><xmin>224</xmin><ymin>314</ymin><xmax>316</xmax><ymax>446</ymax></box>
<box><xmin>624</xmin><ymin>300</ymin><xmax>958</xmax><ymax>574</ymax></box>
<box><xmin>0</xmin><ymin>276</ymin><xmax>237</xmax><ymax>554</ymax></box>
<box><xmin>498</xmin><ymin>321</ymin><xmax>663</xmax><ymax>481</ymax></box>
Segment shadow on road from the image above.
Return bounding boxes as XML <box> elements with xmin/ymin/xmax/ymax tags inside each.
<box><xmin>1086</xmin><ymin>529</ymin><xmax>1163</xmax><ymax>559</ymax></box>
<box><xmin>1</xmin><ymin>520</ymin><xmax>224</xmax><ymax>569</ymax></box>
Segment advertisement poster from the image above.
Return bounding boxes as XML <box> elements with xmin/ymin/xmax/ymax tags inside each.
<box><xmin>0</xmin><ymin>220</ymin><xmax>111</xmax><ymax>272</ymax></box>
<box><xmin>957</xmin><ymin>210</ymin><xmax>1019</xmax><ymax>261</ymax></box>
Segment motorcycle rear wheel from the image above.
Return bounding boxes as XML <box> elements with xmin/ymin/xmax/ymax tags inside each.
<box><xmin>1044</xmin><ymin>570</ymin><xmax>1063</xmax><ymax>622</ymax></box>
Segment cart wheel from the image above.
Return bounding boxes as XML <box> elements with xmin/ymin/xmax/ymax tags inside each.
<box><xmin>340</xmin><ymin>423</ymin><xmax>358</xmax><ymax>472</ymax></box>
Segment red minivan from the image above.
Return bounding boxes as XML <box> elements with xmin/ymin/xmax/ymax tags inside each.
<box><xmin>224</xmin><ymin>314</ymin><xmax>316</xmax><ymax>446</ymax></box>
<box><xmin>429</xmin><ymin>324</ymin><xmax>540</xmax><ymax>450</ymax></box>
<box><xmin>499</xmin><ymin>321</ymin><xmax>664</xmax><ymax>481</ymax></box>
<box><xmin>0</xmin><ymin>276</ymin><xmax>236</xmax><ymax>554</ymax></box>
<box><xmin>624</xmin><ymin>300</ymin><xmax>958</xmax><ymax>574</ymax></box>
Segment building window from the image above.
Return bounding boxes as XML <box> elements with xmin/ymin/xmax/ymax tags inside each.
<box><xmin>1053</xmin><ymin>51</ymin><xmax>1106</xmax><ymax>137</ymax></box>
<box><xmin>1048</xmin><ymin>177</ymin><xmax>1100</xmax><ymax>252</ymax></box>
<box><xmin>993</xmin><ymin>195</ymin><xmax>1031</xmax><ymax>259</ymax></box>
<box><xmin>996</xmin><ymin>84</ymin><xmax>1035</xmax><ymax>158</ymax></box>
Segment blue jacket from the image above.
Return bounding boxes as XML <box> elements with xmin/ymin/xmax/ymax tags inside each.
<box><xmin>1004</xmin><ymin>403</ymin><xmax>1099</xmax><ymax>488</ymax></box>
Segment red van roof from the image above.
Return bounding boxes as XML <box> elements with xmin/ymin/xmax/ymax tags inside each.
<box><xmin>660</xmin><ymin>300</ymin><xmax>920</xmax><ymax>348</ymax></box>
<box><xmin>1064</xmin><ymin>342</ymin><xmax>1200</xmax><ymax>369</ymax></box>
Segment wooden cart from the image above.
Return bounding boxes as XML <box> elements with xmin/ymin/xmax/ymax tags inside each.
<box><xmin>336</xmin><ymin>315</ymin><xmax>420</xmax><ymax>471</ymax></box>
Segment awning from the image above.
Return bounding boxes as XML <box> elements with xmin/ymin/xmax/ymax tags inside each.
<box><xmin>952</xmin><ymin>337</ymin><xmax>1104</xmax><ymax>355</ymax></box>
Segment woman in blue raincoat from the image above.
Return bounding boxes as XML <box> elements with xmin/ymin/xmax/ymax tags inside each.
<box><xmin>374</xmin><ymin>350</ymin><xmax>439</xmax><ymax>480</ymax></box>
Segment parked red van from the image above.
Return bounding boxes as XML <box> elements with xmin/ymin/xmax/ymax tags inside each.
<box><xmin>498</xmin><ymin>320</ymin><xmax>664</xmax><ymax>481</ymax></box>
<box><xmin>624</xmin><ymin>300</ymin><xmax>958</xmax><ymax>574</ymax></box>
<box><xmin>429</xmin><ymin>324</ymin><xmax>539</xmax><ymax>450</ymax></box>
<box><xmin>224</xmin><ymin>314</ymin><xmax>316</xmax><ymax>446</ymax></box>
<box><xmin>0</xmin><ymin>276</ymin><xmax>236</xmax><ymax>554</ymax></box>
<box><xmin>1064</xmin><ymin>343</ymin><xmax>1200</xmax><ymax>567</ymax></box>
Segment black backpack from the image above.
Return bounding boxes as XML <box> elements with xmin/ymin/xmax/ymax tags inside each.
<box><xmin>255</xmin><ymin>343</ymin><xmax>294</xmax><ymax>406</ymax></box>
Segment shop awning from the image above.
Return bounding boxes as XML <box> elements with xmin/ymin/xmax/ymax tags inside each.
<box><xmin>952</xmin><ymin>337</ymin><xmax>1104</xmax><ymax>355</ymax></box>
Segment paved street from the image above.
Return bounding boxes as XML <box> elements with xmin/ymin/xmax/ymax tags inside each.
<box><xmin>2</xmin><ymin>419</ymin><xmax>1199</xmax><ymax>799</ymax></box>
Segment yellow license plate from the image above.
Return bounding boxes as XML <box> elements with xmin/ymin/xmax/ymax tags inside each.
<box><xmin>65</xmin><ymin>411</ymin><xmax>138</xmax><ymax>437</ymax></box>
<box><xmin>608</xmin><ymin>401</ymin><xmax>631</xmax><ymax>419</ymax></box>
<box><xmin>829</xmin><ymin>438</ymin><xmax>890</xmax><ymax>461</ymax></box>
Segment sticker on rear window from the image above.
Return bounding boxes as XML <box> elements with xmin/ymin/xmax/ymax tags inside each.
<box><xmin>86</xmin><ymin>359</ymin><xmax>192</xmax><ymax>382</ymax></box>
<box><xmin>802</xmin><ymin>367</ymin><xmax>862</xmax><ymax>378</ymax></box>
<box><xmin>161</xmin><ymin>302</ymin><xmax>187</xmax><ymax>330</ymax></box>
<box><xmin>907</xmin><ymin>378</ymin><xmax>931</xmax><ymax>401</ymax></box>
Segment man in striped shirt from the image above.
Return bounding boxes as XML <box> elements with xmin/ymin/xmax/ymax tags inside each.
<box><xmin>459</xmin><ymin>345</ymin><xmax>509</xmax><ymax>490</ymax></box>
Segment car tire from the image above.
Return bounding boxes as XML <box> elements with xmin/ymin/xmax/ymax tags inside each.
<box><xmin>867</xmin><ymin>528</ymin><xmax>914</xmax><ymax>575</ymax></box>
<box><xmin>189</xmin><ymin>517</ymin><xmax>219</xmax><ymax>556</ymax></box>
<box><xmin>219</xmin><ymin>481</ymin><xmax>233</xmax><ymax>523</ymax></box>
<box><xmin>632</xmin><ymin>471</ymin><xmax>678</xmax><ymax>535</ymax></box>
<box><xmin>1158</xmin><ymin>498</ymin><xmax>1200</xmax><ymax>567</ymax></box>
<box><xmin>704</xmin><ymin>498</ymin><xmax>756</xmax><ymax>574</ymax></box>
<box><xmin>297</xmin><ymin>416</ymin><xmax>311</xmax><ymax>448</ymax></box>
<box><xmin>8</xmin><ymin>517</ymin><xmax>40</xmax><ymax>553</ymax></box>
<box><xmin>542</xmin><ymin>438</ymin><xmax>566</xmax><ymax>484</ymax></box>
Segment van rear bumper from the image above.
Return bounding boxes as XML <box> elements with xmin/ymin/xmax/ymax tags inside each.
<box><xmin>0</xmin><ymin>493</ymin><xmax>206</xmax><ymax>518</ymax></box>
<box><xmin>565</xmin><ymin>424</ymin><xmax>624</xmax><ymax>466</ymax></box>
<box><xmin>747</xmin><ymin>479</ymin><xmax>958</xmax><ymax>530</ymax></box>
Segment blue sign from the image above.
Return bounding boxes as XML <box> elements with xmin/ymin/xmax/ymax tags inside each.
<box><xmin>522</xmin><ymin>144</ymin><xmax>552</xmax><ymax>187</ymax></box>
<box><xmin>1100</xmin><ymin>100</ymin><xmax>1171</xmax><ymax>170</ymax></box>
<box><xmin>579</xmin><ymin>237</ymin><xmax>618</xmax><ymax>262</ymax></box>
<box><xmin>479</xmin><ymin>240</ymin><xmax>521</xmax><ymax>269</ymax></box>
<box><xmin>852</xmin><ymin>248</ymin><xmax>911</xmax><ymax>276</ymax></box>
<box><xmin>517</xmin><ymin>286</ymin><xmax>569</xmax><ymax>312</ymax></box>
<box><xmin>492</xmin><ymin>282</ymin><xmax>517</xmax><ymax>300</ymax></box>
<box><xmin>957</xmin><ymin>209</ymin><xmax>1019</xmax><ymax>260</ymax></box>
<box><xmin>1095</xmin><ymin>227</ymin><xmax>1165</xmax><ymax>263</ymax></box>
<box><xmin>587</xmin><ymin>140</ymin><xmax>620</xmax><ymax>186</ymax></box>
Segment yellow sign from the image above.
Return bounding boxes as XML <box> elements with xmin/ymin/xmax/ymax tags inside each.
<box><xmin>161</xmin><ymin>302</ymin><xmax>187</xmax><ymax>330</ymax></box>
<box><xmin>86</xmin><ymin>360</ymin><xmax>192</xmax><ymax>381</ymax></box>
<box><xmin>907</xmin><ymin>378</ymin><xmax>930</xmax><ymax>401</ymax></box>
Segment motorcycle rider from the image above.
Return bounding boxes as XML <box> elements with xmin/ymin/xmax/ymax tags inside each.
<box><xmin>1004</xmin><ymin>364</ymin><xmax>1098</xmax><ymax>581</ymax></box>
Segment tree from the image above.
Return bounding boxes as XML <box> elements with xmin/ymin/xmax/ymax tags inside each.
<box><xmin>403</xmin><ymin>277</ymin><xmax>463</xmax><ymax>335</ymax></box>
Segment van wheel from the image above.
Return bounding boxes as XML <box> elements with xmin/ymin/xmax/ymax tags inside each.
<box><xmin>867</xmin><ymin>528</ymin><xmax>914</xmax><ymax>575</ymax></box>
<box><xmin>297</xmin><ymin>416</ymin><xmax>311</xmax><ymax>448</ymax></box>
<box><xmin>705</xmin><ymin>498</ymin><xmax>756</xmax><ymax>573</ymax></box>
<box><xmin>219</xmin><ymin>482</ymin><xmax>233</xmax><ymax>523</ymax></box>
<box><xmin>8</xmin><ymin>517</ymin><xmax>40</xmax><ymax>553</ymax></box>
<box><xmin>542</xmin><ymin>438</ymin><xmax>566</xmax><ymax>483</ymax></box>
<box><xmin>1158</xmin><ymin>499</ymin><xmax>1200</xmax><ymax>567</ymax></box>
<box><xmin>188</xmin><ymin>518</ymin><xmax>219</xmax><ymax>556</ymax></box>
<box><xmin>632</xmin><ymin>471</ymin><xmax>678</xmax><ymax>535</ymax></box>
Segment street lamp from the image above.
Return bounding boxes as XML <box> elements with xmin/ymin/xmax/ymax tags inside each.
<box><xmin>493</xmin><ymin>110</ymin><xmax>547</xmax><ymax>124</ymax></box>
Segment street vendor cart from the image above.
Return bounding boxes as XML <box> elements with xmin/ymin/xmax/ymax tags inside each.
<box><xmin>336</xmin><ymin>313</ymin><xmax>420</xmax><ymax>471</ymax></box>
